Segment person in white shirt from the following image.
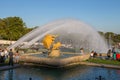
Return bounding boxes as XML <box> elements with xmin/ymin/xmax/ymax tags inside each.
<box><xmin>90</xmin><ymin>51</ymin><xmax>94</xmax><ymax>58</ymax></box>
<box><xmin>1</xmin><ymin>50</ymin><xmax>5</xmax><ymax>63</ymax></box>
<box><xmin>4</xmin><ymin>49</ymin><xmax>8</xmax><ymax>59</ymax></box>
<box><xmin>80</xmin><ymin>48</ymin><xmax>84</xmax><ymax>54</ymax></box>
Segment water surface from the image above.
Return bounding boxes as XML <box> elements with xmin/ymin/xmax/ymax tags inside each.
<box><xmin>0</xmin><ymin>65</ymin><xmax>120</xmax><ymax>80</ymax></box>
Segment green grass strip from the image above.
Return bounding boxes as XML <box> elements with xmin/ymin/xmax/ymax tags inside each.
<box><xmin>86</xmin><ymin>58</ymin><xmax>120</xmax><ymax>66</ymax></box>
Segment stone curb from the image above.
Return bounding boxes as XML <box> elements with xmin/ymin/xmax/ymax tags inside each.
<box><xmin>79</xmin><ymin>62</ymin><xmax>120</xmax><ymax>69</ymax></box>
<box><xmin>0</xmin><ymin>64</ymin><xmax>20</xmax><ymax>71</ymax></box>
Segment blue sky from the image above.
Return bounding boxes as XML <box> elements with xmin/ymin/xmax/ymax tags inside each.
<box><xmin>0</xmin><ymin>0</ymin><xmax>120</xmax><ymax>33</ymax></box>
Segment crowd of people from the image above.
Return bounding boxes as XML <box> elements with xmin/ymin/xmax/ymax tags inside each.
<box><xmin>0</xmin><ymin>48</ymin><xmax>19</xmax><ymax>66</ymax></box>
<box><xmin>106</xmin><ymin>47</ymin><xmax>117</xmax><ymax>60</ymax></box>
<box><xmin>90</xmin><ymin>47</ymin><xmax>119</xmax><ymax>60</ymax></box>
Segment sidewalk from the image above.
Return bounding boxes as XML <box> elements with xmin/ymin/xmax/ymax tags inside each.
<box><xmin>0</xmin><ymin>64</ymin><xmax>20</xmax><ymax>71</ymax></box>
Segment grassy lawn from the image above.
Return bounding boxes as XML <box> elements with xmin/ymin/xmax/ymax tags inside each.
<box><xmin>86</xmin><ymin>58</ymin><xmax>120</xmax><ymax>66</ymax></box>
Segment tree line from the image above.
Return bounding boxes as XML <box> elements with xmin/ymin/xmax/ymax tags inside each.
<box><xmin>0</xmin><ymin>16</ymin><xmax>33</xmax><ymax>40</ymax></box>
<box><xmin>0</xmin><ymin>16</ymin><xmax>120</xmax><ymax>45</ymax></box>
<box><xmin>98</xmin><ymin>31</ymin><xmax>120</xmax><ymax>45</ymax></box>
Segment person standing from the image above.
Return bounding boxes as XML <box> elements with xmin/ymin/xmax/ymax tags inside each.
<box><xmin>4</xmin><ymin>48</ymin><xmax>8</xmax><ymax>60</ymax></box>
<box><xmin>8</xmin><ymin>49</ymin><xmax>14</xmax><ymax>66</ymax></box>
<box><xmin>14</xmin><ymin>50</ymin><xmax>19</xmax><ymax>63</ymax></box>
<box><xmin>80</xmin><ymin>48</ymin><xmax>84</xmax><ymax>54</ymax></box>
<box><xmin>107</xmin><ymin>49</ymin><xmax>112</xmax><ymax>59</ymax></box>
<box><xmin>1</xmin><ymin>50</ymin><xmax>5</xmax><ymax>63</ymax></box>
<box><xmin>112</xmin><ymin>47</ymin><xmax>116</xmax><ymax>60</ymax></box>
<box><xmin>0</xmin><ymin>49</ymin><xmax>2</xmax><ymax>63</ymax></box>
<box><xmin>90</xmin><ymin>51</ymin><xmax>94</xmax><ymax>58</ymax></box>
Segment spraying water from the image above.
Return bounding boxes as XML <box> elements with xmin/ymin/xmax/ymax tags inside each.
<box><xmin>8</xmin><ymin>19</ymin><xmax>108</xmax><ymax>53</ymax></box>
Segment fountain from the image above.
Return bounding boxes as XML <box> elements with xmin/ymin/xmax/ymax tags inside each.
<box><xmin>2</xmin><ymin>19</ymin><xmax>119</xmax><ymax>80</ymax></box>
<box><xmin>8</xmin><ymin>19</ymin><xmax>108</xmax><ymax>53</ymax></box>
<box><xmin>7</xmin><ymin>19</ymin><xmax>108</xmax><ymax>67</ymax></box>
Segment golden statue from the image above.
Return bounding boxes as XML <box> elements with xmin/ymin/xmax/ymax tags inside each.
<box><xmin>52</xmin><ymin>42</ymin><xmax>61</xmax><ymax>50</ymax></box>
<box><xmin>42</xmin><ymin>34</ymin><xmax>61</xmax><ymax>57</ymax></box>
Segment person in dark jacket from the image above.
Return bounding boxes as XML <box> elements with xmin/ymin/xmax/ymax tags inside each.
<box><xmin>8</xmin><ymin>49</ymin><xmax>14</xmax><ymax>66</ymax></box>
<box><xmin>107</xmin><ymin>49</ymin><xmax>112</xmax><ymax>59</ymax></box>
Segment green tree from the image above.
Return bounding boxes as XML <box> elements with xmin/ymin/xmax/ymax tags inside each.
<box><xmin>113</xmin><ymin>34</ymin><xmax>120</xmax><ymax>43</ymax></box>
<box><xmin>105</xmin><ymin>32</ymin><xmax>114</xmax><ymax>39</ymax></box>
<box><xmin>98</xmin><ymin>31</ymin><xmax>104</xmax><ymax>36</ymax></box>
<box><xmin>0</xmin><ymin>16</ymin><xmax>33</xmax><ymax>40</ymax></box>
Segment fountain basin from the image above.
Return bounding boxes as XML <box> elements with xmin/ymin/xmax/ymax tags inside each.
<box><xmin>19</xmin><ymin>54</ymin><xmax>90</xmax><ymax>68</ymax></box>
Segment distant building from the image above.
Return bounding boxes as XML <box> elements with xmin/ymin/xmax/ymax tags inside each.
<box><xmin>0</xmin><ymin>40</ymin><xmax>16</xmax><ymax>45</ymax></box>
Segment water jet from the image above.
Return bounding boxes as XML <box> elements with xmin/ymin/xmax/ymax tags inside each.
<box><xmin>8</xmin><ymin>19</ymin><xmax>108</xmax><ymax>53</ymax></box>
<box><xmin>8</xmin><ymin>19</ymin><xmax>108</xmax><ymax>67</ymax></box>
